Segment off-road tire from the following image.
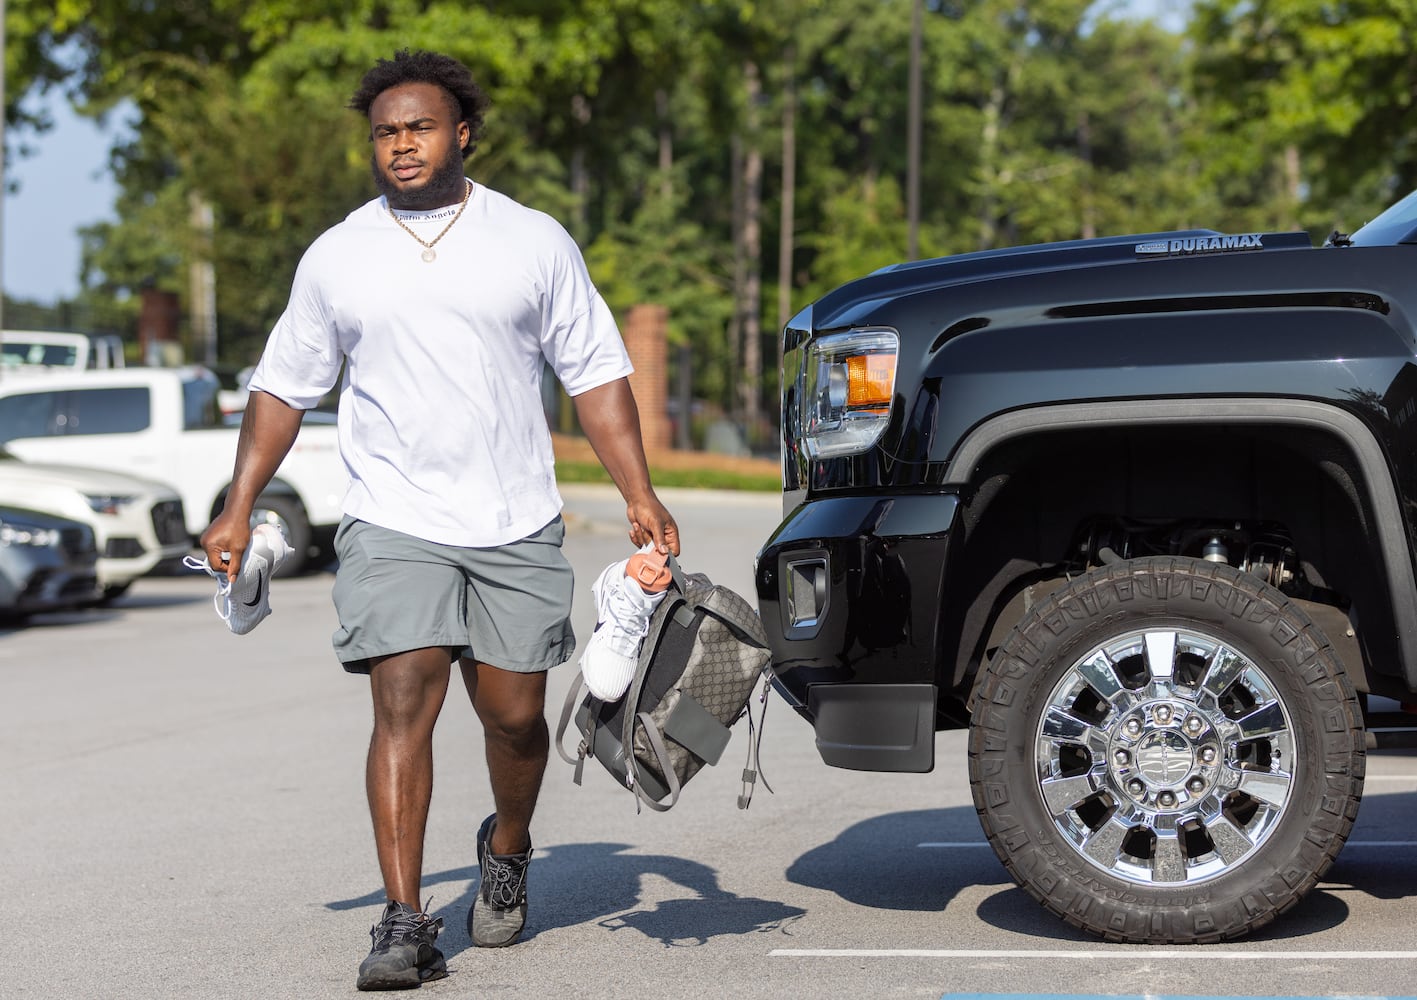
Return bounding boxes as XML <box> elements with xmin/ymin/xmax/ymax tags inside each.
<box><xmin>968</xmin><ymin>556</ymin><xmax>1364</xmax><ymax>943</ymax></box>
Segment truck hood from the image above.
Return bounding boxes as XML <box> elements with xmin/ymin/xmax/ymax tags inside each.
<box><xmin>812</xmin><ymin>229</ymin><xmax>1317</xmax><ymax>331</ymax></box>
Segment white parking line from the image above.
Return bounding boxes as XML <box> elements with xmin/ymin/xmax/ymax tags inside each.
<box><xmin>770</xmin><ymin>949</ymin><xmax>1417</xmax><ymax>959</ymax></box>
<box><xmin>919</xmin><ymin>841</ymin><xmax>1417</xmax><ymax>848</ymax></box>
<box><xmin>942</xmin><ymin>995</ymin><xmax>1412</xmax><ymax>1000</ymax></box>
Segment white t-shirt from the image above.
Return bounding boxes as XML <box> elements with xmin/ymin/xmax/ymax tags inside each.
<box><xmin>248</xmin><ymin>182</ymin><xmax>632</xmax><ymax>547</ymax></box>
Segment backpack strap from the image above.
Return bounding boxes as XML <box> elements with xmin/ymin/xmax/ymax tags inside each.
<box><xmin>553</xmin><ymin>670</ymin><xmax>593</xmax><ymax>786</ymax></box>
<box><xmin>666</xmin><ymin>552</ymin><xmax>689</xmax><ymax>593</ymax></box>
<box><xmin>629</xmin><ymin>710</ymin><xmax>682</xmax><ymax>812</ymax></box>
<box><xmin>738</xmin><ymin>671</ymin><xmax>775</xmax><ymax>809</ymax></box>
<box><xmin>618</xmin><ymin>583</ymin><xmax>689</xmax><ymax>812</ymax></box>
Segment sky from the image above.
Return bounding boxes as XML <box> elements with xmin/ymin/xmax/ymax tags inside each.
<box><xmin>0</xmin><ymin>0</ymin><xmax>1191</xmax><ymax>309</ymax></box>
<box><xmin>3</xmin><ymin>99</ymin><xmax>128</xmax><ymax>305</ymax></box>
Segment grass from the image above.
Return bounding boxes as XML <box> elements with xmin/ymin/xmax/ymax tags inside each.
<box><xmin>555</xmin><ymin>459</ymin><xmax>781</xmax><ymax>492</ymax></box>
<box><xmin>551</xmin><ymin>432</ymin><xmax>782</xmax><ymax>492</ymax></box>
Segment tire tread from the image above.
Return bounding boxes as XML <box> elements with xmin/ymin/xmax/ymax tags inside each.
<box><xmin>968</xmin><ymin>556</ymin><xmax>1364</xmax><ymax>944</ymax></box>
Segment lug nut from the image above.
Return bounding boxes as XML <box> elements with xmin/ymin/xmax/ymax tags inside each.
<box><xmin>1200</xmin><ymin>747</ymin><xmax>1217</xmax><ymax>763</ymax></box>
<box><xmin>1185</xmin><ymin>716</ymin><xmax>1204</xmax><ymax>735</ymax></box>
<box><xmin>1125</xmin><ymin>719</ymin><xmax>1142</xmax><ymax>736</ymax></box>
<box><xmin>1114</xmin><ymin>749</ymin><xmax>1130</xmax><ymax>765</ymax></box>
<box><xmin>1128</xmin><ymin>779</ymin><xmax>1145</xmax><ymax>795</ymax></box>
<box><xmin>1155</xmin><ymin>705</ymin><xmax>1172</xmax><ymax>724</ymax></box>
<box><xmin>1187</xmin><ymin>777</ymin><xmax>1206</xmax><ymax>793</ymax></box>
<box><xmin>1158</xmin><ymin>790</ymin><xmax>1177</xmax><ymax>807</ymax></box>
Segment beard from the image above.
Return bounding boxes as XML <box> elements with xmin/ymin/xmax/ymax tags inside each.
<box><xmin>373</xmin><ymin>142</ymin><xmax>467</xmax><ymax>211</ymax></box>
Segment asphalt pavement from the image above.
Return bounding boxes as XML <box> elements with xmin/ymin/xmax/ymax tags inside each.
<box><xmin>6</xmin><ymin>484</ymin><xmax>1417</xmax><ymax>999</ymax></box>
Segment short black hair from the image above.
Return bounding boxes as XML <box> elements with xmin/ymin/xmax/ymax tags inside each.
<box><xmin>349</xmin><ymin>50</ymin><xmax>490</xmax><ymax>158</ymax></box>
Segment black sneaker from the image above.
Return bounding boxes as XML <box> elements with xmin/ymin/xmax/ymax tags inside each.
<box><xmin>468</xmin><ymin>813</ymin><xmax>531</xmax><ymax>947</ymax></box>
<box><xmin>356</xmin><ymin>900</ymin><xmax>447</xmax><ymax>991</ymax></box>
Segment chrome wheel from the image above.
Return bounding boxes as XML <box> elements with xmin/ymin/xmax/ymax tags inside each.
<box><xmin>969</xmin><ymin>557</ymin><xmax>1362</xmax><ymax>942</ymax></box>
<box><xmin>1038</xmin><ymin>627</ymin><xmax>1293</xmax><ymax>886</ymax></box>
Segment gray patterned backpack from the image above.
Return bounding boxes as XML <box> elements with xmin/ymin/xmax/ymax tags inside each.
<box><xmin>556</xmin><ymin>557</ymin><xmax>773</xmax><ymax>812</ymax></box>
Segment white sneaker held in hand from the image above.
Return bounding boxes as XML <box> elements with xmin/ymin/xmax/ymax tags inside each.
<box><xmin>580</xmin><ymin>544</ymin><xmax>670</xmax><ymax>701</ymax></box>
<box><xmin>182</xmin><ymin>523</ymin><xmax>294</xmax><ymax>635</ymax></box>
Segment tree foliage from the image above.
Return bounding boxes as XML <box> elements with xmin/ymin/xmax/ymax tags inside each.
<box><xmin>13</xmin><ymin>0</ymin><xmax>1417</xmax><ymax>444</ymax></box>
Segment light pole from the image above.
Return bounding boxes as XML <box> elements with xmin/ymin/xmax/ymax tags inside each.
<box><xmin>907</xmin><ymin>0</ymin><xmax>922</xmax><ymax>261</ymax></box>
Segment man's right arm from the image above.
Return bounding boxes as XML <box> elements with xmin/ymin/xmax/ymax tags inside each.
<box><xmin>198</xmin><ymin>390</ymin><xmax>306</xmax><ymax>581</ymax></box>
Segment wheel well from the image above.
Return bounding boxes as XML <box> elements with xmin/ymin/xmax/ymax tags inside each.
<box><xmin>944</xmin><ymin>419</ymin><xmax>1401</xmax><ymax>699</ymax></box>
<box><xmin>209</xmin><ymin>478</ymin><xmax>303</xmax><ymax>522</ymax></box>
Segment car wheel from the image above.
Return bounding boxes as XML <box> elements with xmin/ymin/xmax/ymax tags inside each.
<box><xmin>250</xmin><ymin>493</ymin><xmax>310</xmax><ymax>577</ymax></box>
<box><xmin>968</xmin><ymin>556</ymin><xmax>1364</xmax><ymax>943</ymax></box>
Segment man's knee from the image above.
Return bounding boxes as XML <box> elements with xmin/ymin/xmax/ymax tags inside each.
<box><xmin>476</xmin><ymin>697</ymin><xmax>548</xmax><ymax>745</ymax></box>
<box><xmin>470</xmin><ymin>668</ymin><xmax>548</xmax><ymax>743</ymax></box>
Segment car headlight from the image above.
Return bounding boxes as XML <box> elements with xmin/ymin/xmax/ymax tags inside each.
<box><xmin>0</xmin><ymin>519</ymin><xmax>61</xmax><ymax>548</ymax></box>
<box><xmin>801</xmin><ymin>328</ymin><xmax>898</xmax><ymax>458</ymax></box>
<box><xmin>84</xmin><ymin>494</ymin><xmax>137</xmax><ymax>515</ymax></box>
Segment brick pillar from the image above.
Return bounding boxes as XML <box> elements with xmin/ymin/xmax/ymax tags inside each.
<box><xmin>138</xmin><ymin>286</ymin><xmax>183</xmax><ymax>366</ymax></box>
<box><xmin>622</xmin><ymin>304</ymin><xmax>671</xmax><ymax>451</ymax></box>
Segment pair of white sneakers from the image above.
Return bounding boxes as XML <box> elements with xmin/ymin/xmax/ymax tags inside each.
<box><xmin>183</xmin><ymin>523</ymin><xmax>295</xmax><ymax>635</ymax></box>
<box><xmin>580</xmin><ymin>543</ymin><xmax>672</xmax><ymax>701</ymax></box>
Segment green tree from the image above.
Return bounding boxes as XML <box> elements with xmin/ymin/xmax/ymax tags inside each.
<box><xmin>12</xmin><ymin>0</ymin><xmax>1354</xmax><ymax>451</ymax></box>
<box><xmin>1190</xmin><ymin>0</ymin><xmax>1417</xmax><ymax>232</ymax></box>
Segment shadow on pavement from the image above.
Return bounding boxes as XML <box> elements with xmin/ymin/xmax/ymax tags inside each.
<box><xmin>786</xmin><ymin>806</ymin><xmax>1006</xmax><ymax>914</ymax></box>
<box><xmin>787</xmin><ymin>798</ymin><xmax>1417</xmax><ymax>943</ymax></box>
<box><xmin>327</xmin><ymin>840</ymin><xmax>806</xmax><ymax>953</ymax></box>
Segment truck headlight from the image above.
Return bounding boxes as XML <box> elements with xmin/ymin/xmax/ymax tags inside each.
<box><xmin>801</xmin><ymin>328</ymin><xmax>898</xmax><ymax>458</ymax></box>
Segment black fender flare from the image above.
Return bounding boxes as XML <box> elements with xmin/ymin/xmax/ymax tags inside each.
<box><xmin>943</xmin><ymin>396</ymin><xmax>1417</xmax><ymax>689</ymax></box>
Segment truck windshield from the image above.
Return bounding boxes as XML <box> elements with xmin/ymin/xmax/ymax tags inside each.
<box><xmin>1349</xmin><ymin>189</ymin><xmax>1417</xmax><ymax>247</ymax></box>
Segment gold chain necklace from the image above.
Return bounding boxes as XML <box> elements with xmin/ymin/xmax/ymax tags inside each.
<box><xmin>387</xmin><ymin>179</ymin><xmax>472</xmax><ymax>263</ymax></box>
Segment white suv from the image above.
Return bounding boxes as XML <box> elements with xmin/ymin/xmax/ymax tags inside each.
<box><xmin>0</xmin><ymin>448</ymin><xmax>188</xmax><ymax>601</ymax></box>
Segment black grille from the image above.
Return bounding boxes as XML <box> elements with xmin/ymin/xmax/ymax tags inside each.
<box><xmin>105</xmin><ymin>537</ymin><xmax>145</xmax><ymax>558</ymax></box>
<box><xmin>60</xmin><ymin>526</ymin><xmax>96</xmax><ymax>559</ymax></box>
<box><xmin>61</xmin><ymin>574</ymin><xmax>99</xmax><ymax>598</ymax></box>
<box><xmin>151</xmin><ymin>500</ymin><xmax>189</xmax><ymax>544</ymax></box>
<box><xmin>20</xmin><ymin>569</ymin><xmax>54</xmax><ymax>599</ymax></box>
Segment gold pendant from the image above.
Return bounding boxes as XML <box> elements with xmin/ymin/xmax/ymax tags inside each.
<box><xmin>421</xmin><ymin>248</ymin><xmax>437</xmax><ymax>263</ymax></box>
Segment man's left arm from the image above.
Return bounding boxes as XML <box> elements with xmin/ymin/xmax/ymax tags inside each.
<box><xmin>571</xmin><ymin>377</ymin><xmax>680</xmax><ymax>556</ymax></box>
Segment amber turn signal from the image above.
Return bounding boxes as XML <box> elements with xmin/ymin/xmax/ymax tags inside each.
<box><xmin>846</xmin><ymin>354</ymin><xmax>895</xmax><ymax>408</ymax></box>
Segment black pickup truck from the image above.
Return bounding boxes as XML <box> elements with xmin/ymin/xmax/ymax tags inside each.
<box><xmin>754</xmin><ymin>190</ymin><xmax>1417</xmax><ymax>943</ymax></box>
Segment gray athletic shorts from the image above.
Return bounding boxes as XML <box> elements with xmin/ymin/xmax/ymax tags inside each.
<box><xmin>331</xmin><ymin>515</ymin><xmax>576</xmax><ymax>675</ymax></box>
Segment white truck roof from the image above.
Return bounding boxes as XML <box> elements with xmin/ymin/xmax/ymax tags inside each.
<box><xmin>1</xmin><ymin>330</ymin><xmax>126</xmax><ymax>371</ymax></box>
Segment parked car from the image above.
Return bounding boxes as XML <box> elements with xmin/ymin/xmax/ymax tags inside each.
<box><xmin>0</xmin><ymin>505</ymin><xmax>100</xmax><ymax>619</ymax></box>
<box><xmin>1</xmin><ymin>330</ymin><xmax>125</xmax><ymax>371</ymax></box>
<box><xmin>0</xmin><ymin>447</ymin><xmax>188</xmax><ymax>602</ymax></box>
<box><xmin>756</xmin><ymin>186</ymin><xmax>1417</xmax><ymax>943</ymax></box>
<box><xmin>0</xmin><ymin>366</ymin><xmax>346</xmax><ymax>574</ymax></box>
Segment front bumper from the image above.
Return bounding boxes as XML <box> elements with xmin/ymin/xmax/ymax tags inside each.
<box><xmin>93</xmin><ymin>498</ymin><xmax>190</xmax><ymax>589</ymax></box>
<box><xmin>755</xmin><ymin>492</ymin><xmax>960</xmax><ymax>771</ymax></box>
<box><xmin>0</xmin><ymin>547</ymin><xmax>100</xmax><ymax>613</ymax></box>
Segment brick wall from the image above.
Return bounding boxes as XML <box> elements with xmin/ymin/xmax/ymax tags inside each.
<box><xmin>622</xmin><ymin>304</ymin><xmax>671</xmax><ymax>451</ymax></box>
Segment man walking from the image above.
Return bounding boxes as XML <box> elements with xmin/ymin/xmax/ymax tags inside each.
<box><xmin>199</xmin><ymin>49</ymin><xmax>679</xmax><ymax>990</ymax></box>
